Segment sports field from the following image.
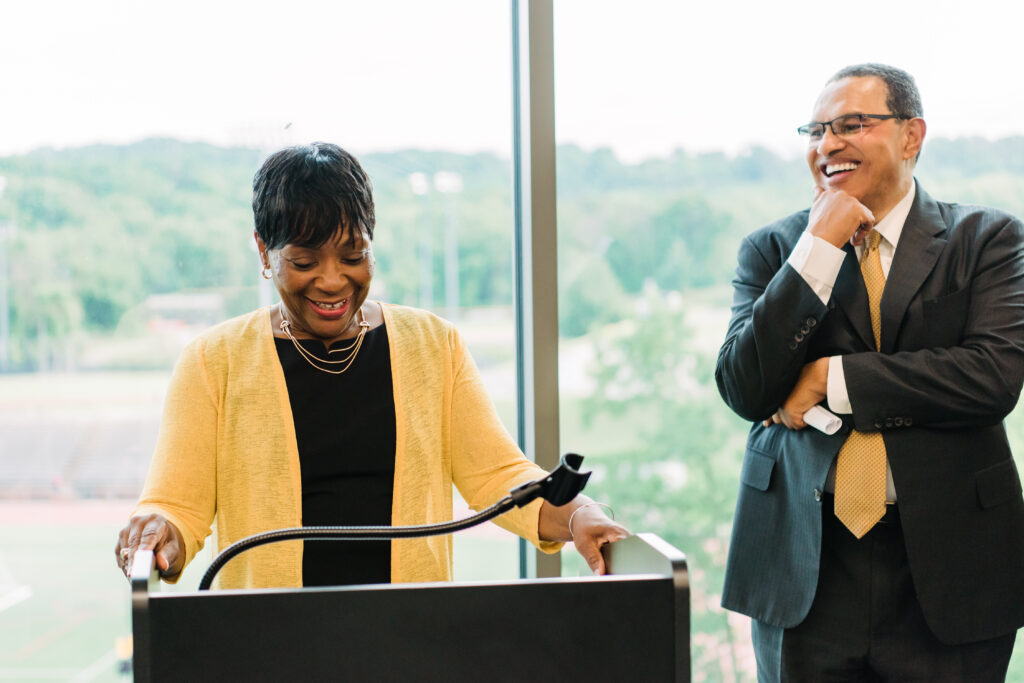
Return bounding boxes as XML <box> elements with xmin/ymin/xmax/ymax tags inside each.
<box><xmin>5</xmin><ymin>506</ymin><xmax>1022</xmax><ymax>682</ymax></box>
<box><xmin>2</xmin><ymin>368</ymin><xmax>1023</xmax><ymax>681</ymax></box>
<box><xmin>0</xmin><ymin>352</ymin><xmax>524</xmax><ymax>681</ymax></box>
<box><xmin>0</xmin><ymin>501</ymin><xmax>134</xmax><ymax>682</ymax></box>
<box><xmin>0</xmin><ymin>499</ymin><xmax>520</xmax><ymax>681</ymax></box>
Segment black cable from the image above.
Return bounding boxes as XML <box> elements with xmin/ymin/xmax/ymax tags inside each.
<box><xmin>198</xmin><ymin>496</ymin><xmax>516</xmax><ymax>590</ymax></box>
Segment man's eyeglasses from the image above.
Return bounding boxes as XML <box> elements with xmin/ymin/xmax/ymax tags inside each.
<box><xmin>797</xmin><ymin>114</ymin><xmax>905</xmax><ymax>140</ymax></box>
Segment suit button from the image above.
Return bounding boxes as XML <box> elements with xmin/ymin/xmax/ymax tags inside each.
<box><xmin>874</xmin><ymin>420</ymin><xmax>883</xmax><ymax>429</ymax></box>
<box><xmin>885</xmin><ymin>418</ymin><xmax>893</xmax><ymax>428</ymax></box>
<box><xmin>905</xmin><ymin>417</ymin><xmax>913</xmax><ymax>427</ymax></box>
<box><xmin>800</xmin><ymin>326</ymin><xmax>810</xmax><ymax>335</ymax></box>
<box><xmin>795</xmin><ymin>333</ymin><xmax>805</xmax><ymax>342</ymax></box>
<box><xmin>789</xmin><ymin>341</ymin><xmax>799</xmax><ymax>350</ymax></box>
<box><xmin>813</xmin><ymin>488</ymin><xmax>823</xmax><ymax>502</ymax></box>
<box><xmin>806</xmin><ymin>317</ymin><xmax>817</xmax><ymax>327</ymax></box>
<box><xmin>894</xmin><ymin>417</ymin><xmax>904</xmax><ymax>427</ymax></box>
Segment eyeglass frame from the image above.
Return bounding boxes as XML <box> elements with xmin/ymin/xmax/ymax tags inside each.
<box><xmin>797</xmin><ymin>113</ymin><xmax>906</xmax><ymax>139</ymax></box>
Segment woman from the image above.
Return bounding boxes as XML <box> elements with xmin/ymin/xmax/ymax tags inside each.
<box><xmin>115</xmin><ymin>142</ymin><xmax>627</xmax><ymax>588</ymax></box>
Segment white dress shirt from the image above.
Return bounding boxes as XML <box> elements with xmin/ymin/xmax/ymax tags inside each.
<box><xmin>786</xmin><ymin>182</ymin><xmax>917</xmax><ymax>500</ymax></box>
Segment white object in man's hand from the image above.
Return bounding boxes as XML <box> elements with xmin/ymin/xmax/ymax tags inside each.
<box><xmin>803</xmin><ymin>405</ymin><xmax>842</xmax><ymax>435</ymax></box>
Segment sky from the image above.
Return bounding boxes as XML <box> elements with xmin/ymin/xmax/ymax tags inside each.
<box><xmin>1</xmin><ymin>0</ymin><xmax>1022</xmax><ymax>162</ymax></box>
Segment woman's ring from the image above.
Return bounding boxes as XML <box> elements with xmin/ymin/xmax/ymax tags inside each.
<box><xmin>120</xmin><ymin>548</ymin><xmax>131</xmax><ymax>560</ymax></box>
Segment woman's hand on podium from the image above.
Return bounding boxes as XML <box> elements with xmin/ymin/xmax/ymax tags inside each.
<box><xmin>115</xmin><ymin>513</ymin><xmax>185</xmax><ymax>580</ymax></box>
<box><xmin>539</xmin><ymin>497</ymin><xmax>630</xmax><ymax>575</ymax></box>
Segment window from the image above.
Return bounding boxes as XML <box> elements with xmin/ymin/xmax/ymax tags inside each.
<box><xmin>0</xmin><ymin>2</ymin><xmax>524</xmax><ymax>678</ymax></box>
<box><xmin>554</xmin><ymin>1</ymin><xmax>1024</xmax><ymax>679</ymax></box>
<box><xmin>5</xmin><ymin>2</ymin><xmax>1024</xmax><ymax>680</ymax></box>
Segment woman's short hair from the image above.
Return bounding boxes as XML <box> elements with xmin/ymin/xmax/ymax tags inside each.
<box><xmin>252</xmin><ymin>142</ymin><xmax>375</xmax><ymax>250</ymax></box>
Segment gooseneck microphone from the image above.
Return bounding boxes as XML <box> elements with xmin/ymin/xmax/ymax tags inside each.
<box><xmin>196</xmin><ymin>453</ymin><xmax>591</xmax><ymax>590</ymax></box>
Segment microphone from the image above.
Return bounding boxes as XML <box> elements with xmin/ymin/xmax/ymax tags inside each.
<box><xmin>197</xmin><ymin>453</ymin><xmax>592</xmax><ymax>590</ymax></box>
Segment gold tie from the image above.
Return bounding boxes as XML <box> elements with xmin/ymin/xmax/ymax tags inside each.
<box><xmin>834</xmin><ymin>230</ymin><xmax>887</xmax><ymax>538</ymax></box>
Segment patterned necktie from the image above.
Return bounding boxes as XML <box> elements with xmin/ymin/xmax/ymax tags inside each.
<box><xmin>834</xmin><ymin>230</ymin><xmax>887</xmax><ymax>538</ymax></box>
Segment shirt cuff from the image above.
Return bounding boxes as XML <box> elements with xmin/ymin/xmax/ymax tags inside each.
<box><xmin>827</xmin><ymin>356</ymin><xmax>852</xmax><ymax>414</ymax></box>
<box><xmin>787</xmin><ymin>232</ymin><xmax>846</xmax><ymax>305</ymax></box>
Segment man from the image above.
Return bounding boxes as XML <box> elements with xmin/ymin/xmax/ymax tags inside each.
<box><xmin>716</xmin><ymin>63</ymin><xmax>1024</xmax><ymax>680</ymax></box>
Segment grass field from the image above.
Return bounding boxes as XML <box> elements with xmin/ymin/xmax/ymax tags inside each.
<box><xmin>3</xmin><ymin>363</ymin><xmax>1024</xmax><ymax>681</ymax></box>
<box><xmin>0</xmin><ymin>361</ymin><xmax>527</xmax><ymax>681</ymax></box>
<box><xmin>0</xmin><ymin>500</ymin><xmax>523</xmax><ymax>682</ymax></box>
<box><xmin>0</xmin><ymin>502</ymin><xmax>133</xmax><ymax>682</ymax></box>
<box><xmin>4</xmin><ymin>503</ymin><xmax>1020</xmax><ymax>682</ymax></box>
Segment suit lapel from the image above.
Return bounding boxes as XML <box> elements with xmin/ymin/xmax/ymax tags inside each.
<box><xmin>880</xmin><ymin>185</ymin><xmax>948</xmax><ymax>353</ymax></box>
<box><xmin>833</xmin><ymin>241</ymin><xmax>875</xmax><ymax>350</ymax></box>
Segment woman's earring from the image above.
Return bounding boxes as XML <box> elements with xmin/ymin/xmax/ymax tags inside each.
<box><xmin>261</xmin><ymin>266</ymin><xmax>273</xmax><ymax>280</ymax></box>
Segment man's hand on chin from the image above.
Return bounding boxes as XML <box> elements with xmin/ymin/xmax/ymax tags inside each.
<box><xmin>809</xmin><ymin>188</ymin><xmax>875</xmax><ymax>248</ymax></box>
<box><xmin>763</xmin><ymin>357</ymin><xmax>830</xmax><ymax>430</ymax></box>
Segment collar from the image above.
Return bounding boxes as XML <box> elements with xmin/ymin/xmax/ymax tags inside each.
<box><xmin>870</xmin><ymin>180</ymin><xmax>916</xmax><ymax>250</ymax></box>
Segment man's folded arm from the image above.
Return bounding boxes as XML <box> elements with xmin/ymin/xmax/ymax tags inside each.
<box><xmin>840</xmin><ymin>218</ymin><xmax>1024</xmax><ymax>430</ymax></box>
<box><xmin>716</xmin><ymin>231</ymin><xmax>833</xmax><ymax>422</ymax></box>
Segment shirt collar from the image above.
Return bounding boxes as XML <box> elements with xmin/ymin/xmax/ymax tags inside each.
<box><xmin>871</xmin><ymin>180</ymin><xmax>916</xmax><ymax>250</ymax></box>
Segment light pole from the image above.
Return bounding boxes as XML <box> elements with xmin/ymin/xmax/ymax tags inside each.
<box><xmin>434</xmin><ymin>172</ymin><xmax>463</xmax><ymax>322</ymax></box>
<box><xmin>409</xmin><ymin>173</ymin><xmax>433</xmax><ymax>310</ymax></box>
<box><xmin>0</xmin><ymin>176</ymin><xmax>12</xmax><ymax>373</ymax></box>
<box><xmin>409</xmin><ymin>172</ymin><xmax>463</xmax><ymax>320</ymax></box>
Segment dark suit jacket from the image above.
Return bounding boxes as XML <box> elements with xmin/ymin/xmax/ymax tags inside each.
<box><xmin>715</xmin><ymin>183</ymin><xmax>1024</xmax><ymax>644</ymax></box>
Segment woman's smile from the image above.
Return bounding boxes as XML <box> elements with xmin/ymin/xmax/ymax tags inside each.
<box><xmin>307</xmin><ymin>297</ymin><xmax>350</xmax><ymax>319</ymax></box>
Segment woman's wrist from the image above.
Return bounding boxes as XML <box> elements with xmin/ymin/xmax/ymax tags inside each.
<box><xmin>568</xmin><ymin>502</ymin><xmax>616</xmax><ymax>541</ymax></box>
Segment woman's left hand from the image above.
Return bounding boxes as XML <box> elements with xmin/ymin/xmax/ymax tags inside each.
<box><xmin>568</xmin><ymin>504</ymin><xmax>631</xmax><ymax>574</ymax></box>
<box><xmin>540</xmin><ymin>498</ymin><xmax>631</xmax><ymax>574</ymax></box>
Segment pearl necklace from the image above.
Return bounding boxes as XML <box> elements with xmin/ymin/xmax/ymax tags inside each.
<box><xmin>279</xmin><ymin>307</ymin><xmax>371</xmax><ymax>375</ymax></box>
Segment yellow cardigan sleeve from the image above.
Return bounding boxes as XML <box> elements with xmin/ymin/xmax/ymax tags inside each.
<box><xmin>133</xmin><ymin>336</ymin><xmax>218</xmax><ymax>579</ymax></box>
<box><xmin>446</xmin><ymin>325</ymin><xmax>562</xmax><ymax>554</ymax></box>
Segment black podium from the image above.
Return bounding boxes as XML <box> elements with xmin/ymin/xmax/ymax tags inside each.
<box><xmin>131</xmin><ymin>533</ymin><xmax>689</xmax><ymax>682</ymax></box>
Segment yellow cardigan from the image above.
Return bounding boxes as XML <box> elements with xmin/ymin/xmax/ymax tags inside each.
<box><xmin>134</xmin><ymin>303</ymin><xmax>559</xmax><ymax>588</ymax></box>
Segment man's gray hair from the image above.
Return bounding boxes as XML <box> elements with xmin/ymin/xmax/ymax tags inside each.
<box><xmin>829</xmin><ymin>63</ymin><xmax>923</xmax><ymax>119</ymax></box>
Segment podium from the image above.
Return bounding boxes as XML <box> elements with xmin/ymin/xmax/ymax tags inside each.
<box><xmin>131</xmin><ymin>533</ymin><xmax>689</xmax><ymax>682</ymax></box>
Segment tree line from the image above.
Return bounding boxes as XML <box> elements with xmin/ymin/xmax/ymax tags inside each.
<box><xmin>0</xmin><ymin>136</ymin><xmax>1022</xmax><ymax>370</ymax></box>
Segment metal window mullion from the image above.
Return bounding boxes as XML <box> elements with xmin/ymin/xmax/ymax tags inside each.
<box><xmin>511</xmin><ymin>0</ymin><xmax>560</xmax><ymax>579</ymax></box>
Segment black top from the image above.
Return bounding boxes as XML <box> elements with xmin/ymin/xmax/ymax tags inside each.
<box><xmin>275</xmin><ymin>324</ymin><xmax>396</xmax><ymax>587</ymax></box>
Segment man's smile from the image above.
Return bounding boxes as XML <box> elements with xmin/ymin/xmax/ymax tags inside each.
<box><xmin>823</xmin><ymin>161</ymin><xmax>860</xmax><ymax>177</ymax></box>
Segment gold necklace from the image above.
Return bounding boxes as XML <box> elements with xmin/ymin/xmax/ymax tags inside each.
<box><xmin>279</xmin><ymin>306</ymin><xmax>371</xmax><ymax>375</ymax></box>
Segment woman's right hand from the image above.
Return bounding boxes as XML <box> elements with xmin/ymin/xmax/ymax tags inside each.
<box><xmin>115</xmin><ymin>513</ymin><xmax>184</xmax><ymax>580</ymax></box>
